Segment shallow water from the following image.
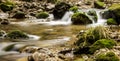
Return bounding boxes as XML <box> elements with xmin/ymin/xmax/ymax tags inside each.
<box><xmin>0</xmin><ymin>9</ymin><xmax>106</xmax><ymax>61</ymax></box>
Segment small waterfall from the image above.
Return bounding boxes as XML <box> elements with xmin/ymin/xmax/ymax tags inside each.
<box><xmin>61</xmin><ymin>11</ymin><xmax>73</xmax><ymax>22</ymax></box>
<box><xmin>87</xmin><ymin>9</ymin><xmax>107</xmax><ymax>27</ymax></box>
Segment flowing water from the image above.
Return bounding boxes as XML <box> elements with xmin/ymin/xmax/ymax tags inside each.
<box><xmin>0</xmin><ymin>9</ymin><xmax>107</xmax><ymax>61</ymax></box>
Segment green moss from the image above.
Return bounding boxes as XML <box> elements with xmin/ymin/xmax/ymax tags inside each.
<box><xmin>36</xmin><ymin>12</ymin><xmax>49</xmax><ymax>19</ymax></box>
<box><xmin>76</xmin><ymin>26</ymin><xmax>110</xmax><ymax>46</ymax></box>
<box><xmin>95</xmin><ymin>52</ymin><xmax>119</xmax><ymax>61</ymax></box>
<box><xmin>108</xmin><ymin>4</ymin><xmax>120</xmax><ymax>24</ymax></box>
<box><xmin>71</xmin><ymin>12</ymin><xmax>92</xmax><ymax>25</ymax></box>
<box><xmin>0</xmin><ymin>0</ymin><xmax>15</xmax><ymax>12</ymax></box>
<box><xmin>94</xmin><ymin>1</ymin><xmax>105</xmax><ymax>9</ymax></box>
<box><xmin>89</xmin><ymin>39</ymin><xmax>116</xmax><ymax>53</ymax></box>
<box><xmin>107</xmin><ymin>18</ymin><xmax>117</xmax><ymax>25</ymax></box>
<box><xmin>3</xmin><ymin>44</ymin><xmax>15</xmax><ymax>51</ymax></box>
<box><xmin>7</xmin><ymin>30</ymin><xmax>28</xmax><ymax>39</ymax></box>
<box><xmin>74</xmin><ymin>26</ymin><xmax>110</xmax><ymax>54</ymax></box>
<box><xmin>69</xmin><ymin>6</ymin><xmax>78</xmax><ymax>13</ymax></box>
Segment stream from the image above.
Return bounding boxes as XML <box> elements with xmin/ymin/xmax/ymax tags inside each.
<box><xmin>0</xmin><ymin>9</ymin><xmax>107</xmax><ymax>61</ymax></box>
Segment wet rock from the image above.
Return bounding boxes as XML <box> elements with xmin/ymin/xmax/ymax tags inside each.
<box><xmin>0</xmin><ymin>1</ymin><xmax>15</xmax><ymax>12</ymax></box>
<box><xmin>7</xmin><ymin>30</ymin><xmax>29</xmax><ymax>39</ymax></box>
<box><xmin>0</xmin><ymin>19</ymin><xmax>10</xmax><ymax>25</ymax></box>
<box><xmin>100</xmin><ymin>10</ymin><xmax>114</xmax><ymax>19</ymax></box>
<box><xmin>12</xmin><ymin>11</ymin><xmax>26</xmax><ymax>19</ymax></box>
<box><xmin>87</xmin><ymin>10</ymin><xmax>98</xmax><ymax>22</ymax></box>
<box><xmin>53</xmin><ymin>2</ymin><xmax>71</xmax><ymax>19</ymax></box>
<box><xmin>71</xmin><ymin>12</ymin><xmax>92</xmax><ymax>25</ymax></box>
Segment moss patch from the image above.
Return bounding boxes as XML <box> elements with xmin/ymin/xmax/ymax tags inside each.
<box><xmin>89</xmin><ymin>39</ymin><xmax>116</xmax><ymax>53</ymax></box>
<box><xmin>95</xmin><ymin>52</ymin><xmax>119</xmax><ymax>61</ymax></box>
<box><xmin>107</xmin><ymin>18</ymin><xmax>117</xmax><ymax>25</ymax></box>
<box><xmin>71</xmin><ymin>12</ymin><xmax>92</xmax><ymax>25</ymax></box>
<box><xmin>36</xmin><ymin>12</ymin><xmax>49</xmax><ymax>19</ymax></box>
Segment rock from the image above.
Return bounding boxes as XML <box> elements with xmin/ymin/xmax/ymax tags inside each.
<box><xmin>35</xmin><ymin>12</ymin><xmax>49</xmax><ymax>19</ymax></box>
<box><xmin>87</xmin><ymin>10</ymin><xmax>98</xmax><ymax>22</ymax></box>
<box><xmin>109</xmin><ymin>4</ymin><xmax>120</xmax><ymax>24</ymax></box>
<box><xmin>7</xmin><ymin>30</ymin><xmax>29</xmax><ymax>39</ymax></box>
<box><xmin>100</xmin><ymin>10</ymin><xmax>114</xmax><ymax>19</ymax></box>
<box><xmin>0</xmin><ymin>19</ymin><xmax>10</xmax><ymax>25</ymax></box>
<box><xmin>0</xmin><ymin>0</ymin><xmax>15</xmax><ymax>12</ymax></box>
<box><xmin>71</xmin><ymin>12</ymin><xmax>92</xmax><ymax>25</ymax></box>
<box><xmin>53</xmin><ymin>2</ymin><xmax>71</xmax><ymax>19</ymax></box>
<box><xmin>94</xmin><ymin>1</ymin><xmax>105</xmax><ymax>9</ymax></box>
<box><xmin>12</xmin><ymin>11</ymin><xmax>26</xmax><ymax>19</ymax></box>
<box><xmin>107</xmin><ymin>18</ymin><xmax>117</xmax><ymax>25</ymax></box>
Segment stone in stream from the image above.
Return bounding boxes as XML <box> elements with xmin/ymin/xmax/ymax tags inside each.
<box><xmin>12</xmin><ymin>11</ymin><xmax>26</xmax><ymax>19</ymax></box>
<box><xmin>53</xmin><ymin>2</ymin><xmax>71</xmax><ymax>19</ymax></box>
<box><xmin>0</xmin><ymin>19</ymin><xmax>10</xmax><ymax>25</ymax></box>
<box><xmin>71</xmin><ymin>12</ymin><xmax>92</xmax><ymax>25</ymax></box>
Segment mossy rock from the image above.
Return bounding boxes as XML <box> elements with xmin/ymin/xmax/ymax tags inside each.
<box><xmin>74</xmin><ymin>26</ymin><xmax>110</xmax><ymax>54</ymax></box>
<box><xmin>69</xmin><ymin>6</ymin><xmax>78</xmax><ymax>13</ymax></box>
<box><xmin>53</xmin><ymin>2</ymin><xmax>71</xmax><ymax>19</ymax></box>
<box><xmin>109</xmin><ymin>4</ymin><xmax>120</xmax><ymax>24</ymax></box>
<box><xmin>71</xmin><ymin>12</ymin><xmax>92</xmax><ymax>25</ymax></box>
<box><xmin>12</xmin><ymin>11</ymin><xmax>25</xmax><ymax>19</ymax></box>
<box><xmin>87</xmin><ymin>10</ymin><xmax>98</xmax><ymax>22</ymax></box>
<box><xmin>107</xmin><ymin>18</ymin><xmax>117</xmax><ymax>25</ymax></box>
<box><xmin>3</xmin><ymin>44</ymin><xmax>15</xmax><ymax>51</ymax></box>
<box><xmin>95</xmin><ymin>52</ymin><xmax>119</xmax><ymax>61</ymax></box>
<box><xmin>36</xmin><ymin>12</ymin><xmax>49</xmax><ymax>19</ymax></box>
<box><xmin>7</xmin><ymin>30</ymin><xmax>28</xmax><ymax>39</ymax></box>
<box><xmin>0</xmin><ymin>0</ymin><xmax>15</xmax><ymax>12</ymax></box>
<box><xmin>100</xmin><ymin>10</ymin><xmax>114</xmax><ymax>19</ymax></box>
<box><xmin>89</xmin><ymin>39</ymin><xmax>116</xmax><ymax>53</ymax></box>
<box><xmin>94</xmin><ymin>1</ymin><xmax>105</xmax><ymax>9</ymax></box>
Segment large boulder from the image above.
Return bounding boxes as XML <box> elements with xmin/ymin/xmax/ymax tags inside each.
<box><xmin>108</xmin><ymin>4</ymin><xmax>120</xmax><ymax>24</ymax></box>
<box><xmin>53</xmin><ymin>2</ymin><xmax>71</xmax><ymax>19</ymax></box>
<box><xmin>100</xmin><ymin>10</ymin><xmax>114</xmax><ymax>19</ymax></box>
<box><xmin>100</xmin><ymin>4</ymin><xmax>120</xmax><ymax>25</ymax></box>
<box><xmin>71</xmin><ymin>12</ymin><xmax>92</xmax><ymax>25</ymax></box>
